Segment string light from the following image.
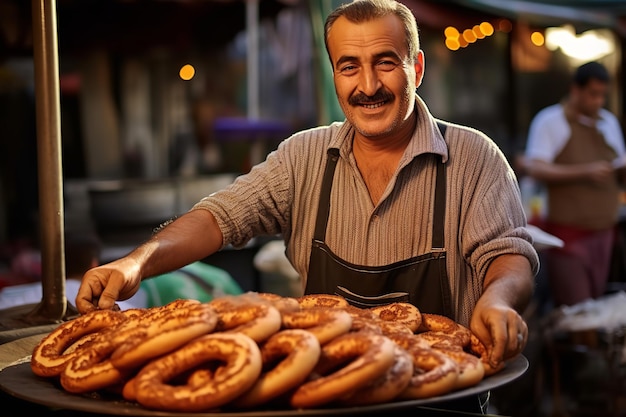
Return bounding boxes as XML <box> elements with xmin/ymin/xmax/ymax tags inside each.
<box><xmin>443</xmin><ymin>21</ymin><xmax>500</xmax><ymax>51</ymax></box>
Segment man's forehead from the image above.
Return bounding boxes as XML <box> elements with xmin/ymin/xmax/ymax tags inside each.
<box><xmin>327</xmin><ymin>15</ymin><xmax>407</xmax><ymax>59</ymax></box>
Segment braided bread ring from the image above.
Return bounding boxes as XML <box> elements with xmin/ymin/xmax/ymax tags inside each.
<box><xmin>209</xmin><ymin>298</ymin><xmax>282</xmax><ymax>342</ymax></box>
<box><xmin>369</xmin><ymin>302</ymin><xmax>422</xmax><ymax>332</ymax></box>
<box><xmin>469</xmin><ymin>333</ymin><xmax>505</xmax><ymax>376</ymax></box>
<box><xmin>417</xmin><ymin>313</ymin><xmax>459</xmax><ymax>333</ymax></box>
<box><xmin>297</xmin><ymin>294</ymin><xmax>349</xmax><ymax>309</ymax></box>
<box><xmin>256</xmin><ymin>292</ymin><xmax>301</xmax><ymax>313</ymax></box>
<box><xmin>59</xmin><ymin>338</ymin><xmax>129</xmax><ymax>393</ymax></box>
<box><xmin>281</xmin><ymin>307</ymin><xmax>352</xmax><ymax>345</ymax></box>
<box><xmin>340</xmin><ymin>345</ymin><xmax>413</xmax><ymax>406</ymax></box>
<box><xmin>110</xmin><ymin>302</ymin><xmax>218</xmax><ymax>370</ymax></box>
<box><xmin>236</xmin><ymin>329</ymin><xmax>321</xmax><ymax>408</ymax></box>
<box><xmin>290</xmin><ymin>333</ymin><xmax>396</xmax><ymax>409</ymax></box>
<box><xmin>400</xmin><ymin>346</ymin><xmax>460</xmax><ymax>399</ymax></box>
<box><xmin>134</xmin><ymin>333</ymin><xmax>262</xmax><ymax>412</ymax></box>
<box><xmin>417</xmin><ymin>314</ymin><xmax>471</xmax><ymax>348</ymax></box>
<box><xmin>415</xmin><ymin>331</ymin><xmax>466</xmax><ymax>350</ymax></box>
<box><xmin>30</xmin><ymin>309</ymin><xmax>127</xmax><ymax>377</ymax></box>
<box><xmin>437</xmin><ymin>346</ymin><xmax>485</xmax><ymax>389</ymax></box>
<box><xmin>386</xmin><ymin>332</ymin><xmax>431</xmax><ymax>351</ymax></box>
<box><xmin>349</xmin><ymin>315</ymin><xmax>384</xmax><ymax>334</ymax></box>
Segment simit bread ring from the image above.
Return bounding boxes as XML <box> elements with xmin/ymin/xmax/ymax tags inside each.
<box><xmin>236</xmin><ymin>329</ymin><xmax>321</xmax><ymax>408</ymax></box>
<box><xmin>31</xmin><ymin>309</ymin><xmax>127</xmax><ymax>377</ymax></box>
<box><xmin>134</xmin><ymin>333</ymin><xmax>262</xmax><ymax>412</ymax></box>
<box><xmin>339</xmin><ymin>344</ymin><xmax>413</xmax><ymax>406</ymax></box>
<box><xmin>400</xmin><ymin>345</ymin><xmax>460</xmax><ymax>399</ymax></box>
<box><xmin>209</xmin><ymin>296</ymin><xmax>282</xmax><ymax>343</ymax></box>
<box><xmin>369</xmin><ymin>302</ymin><xmax>422</xmax><ymax>332</ymax></box>
<box><xmin>110</xmin><ymin>301</ymin><xmax>218</xmax><ymax>370</ymax></box>
<box><xmin>290</xmin><ymin>332</ymin><xmax>396</xmax><ymax>409</ymax></box>
<box><xmin>297</xmin><ymin>294</ymin><xmax>349</xmax><ymax>309</ymax></box>
<box><xmin>281</xmin><ymin>307</ymin><xmax>353</xmax><ymax>345</ymax></box>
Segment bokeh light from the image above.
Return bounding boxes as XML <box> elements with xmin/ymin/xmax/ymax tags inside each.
<box><xmin>444</xmin><ymin>21</ymin><xmax>498</xmax><ymax>51</ymax></box>
<box><xmin>444</xmin><ymin>26</ymin><xmax>460</xmax><ymax>38</ymax></box>
<box><xmin>479</xmin><ymin>22</ymin><xmax>494</xmax><ymax>36</ymax></box>
<box><xmin>463</xmin><ymin>28</ymin><xmax>477</xmax><ymax>43</ymax></box>
<box><xmin>531</xmin><ymin>32</ymin><xmax>545</xmax><ymax>46</ymax></box>
<box><xmin>179</xmin><ymin>64</ymin><xmax>195</xmax><ymax>81</ymax></box>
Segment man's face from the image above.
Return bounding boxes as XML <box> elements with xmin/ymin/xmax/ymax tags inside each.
<box><xmin>572</xmin><ymin>78</ymin><xmax>608</xmax><ymax>118</ymax></box>
<box><xmin>326</xmin><ymin>15</ymin><xmax>423</xmax><ymax>140</ymax></box>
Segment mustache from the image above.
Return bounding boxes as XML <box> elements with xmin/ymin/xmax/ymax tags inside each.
<box><xmin>348</xmin><ymin>90</ymin><xmax>393</xmax><ymax>106</ymax></box>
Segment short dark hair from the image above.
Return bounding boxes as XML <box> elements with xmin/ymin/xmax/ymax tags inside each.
<box><xmin>573</xmin><ymin>61</ymin><xmax>610</xmax><ymax>87</ymax></box>
<box><xmin>324</xmin><ymin>0</ymin><xmax>420</xmax><ymax>65</ymax></box>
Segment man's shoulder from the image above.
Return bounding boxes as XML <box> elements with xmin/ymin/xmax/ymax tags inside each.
<box><xmin>281</xmin><ymin>121</ymin><xmax>349</xmax><ymax>155</ymax></box>
<box><xmin>290</xmin><ymin>121</ymin><xmax>345</xmax><ymax>140</ymax></box>
<box><xmin>599</xmin><ymin>107</ymin><xmax>619</xmax><ymax>123</ymax></box>
<box><xmin>531</xmin><ymin>103</ymin><xmax>565</xmax><ymax>125</ymax></box>
<box><xmin>440</xmin><ymin>121</ymin><xmax>508</xmax><ymax>164</ymax></box>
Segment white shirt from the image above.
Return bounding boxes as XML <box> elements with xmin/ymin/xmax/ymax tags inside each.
<box><xmin>525</xmin><ymin>103</ymin><xmax>626</xmax><ymax>163</ymax></box>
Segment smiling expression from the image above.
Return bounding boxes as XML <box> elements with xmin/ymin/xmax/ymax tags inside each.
<box><xmin>327</xmin><ymin>14</ymin><xmax>424</xmax><ymax>142</ymax></box>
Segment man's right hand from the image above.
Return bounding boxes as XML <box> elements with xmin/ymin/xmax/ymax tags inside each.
<box><xmin>75</xmin><ymin>257</ymin><xmax>143</xmax><ymax>314</ymax></box>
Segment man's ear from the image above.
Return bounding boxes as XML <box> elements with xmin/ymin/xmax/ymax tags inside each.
<box><xmin>415</xmin><ymin>50</ymin><xmax>425</xmax><ymax>89</ymax></box>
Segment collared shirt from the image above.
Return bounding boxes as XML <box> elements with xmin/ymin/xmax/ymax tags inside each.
<box><xmin>192</xmin><ymin>96</ymin><xmax>538</xmax><ymax>325</ymax></box>
<box><xmin>525</xmin><ymin>101</ymin><xmax>626</xmax><ymax>163</ymax></box>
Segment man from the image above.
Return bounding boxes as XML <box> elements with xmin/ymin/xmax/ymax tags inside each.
<box><xmin>524</xmin><ymin>61</ymin><xmax>626</xmax><ymax>307</ymax></box>
<box><xmin>77</xmin><ymin>0</ymin><xmax>538</xmax><ymax>402</ymax></box>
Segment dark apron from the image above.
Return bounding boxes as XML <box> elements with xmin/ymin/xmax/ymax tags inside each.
<box><xmin>304</xmin><ymin>122</ymin><xmax>489</xmax><ymax>414</ymax></box>
<box><xmin>305</xmin><ymin>125</ymin><xmax>451</xmax><ymax>317</ymax></box>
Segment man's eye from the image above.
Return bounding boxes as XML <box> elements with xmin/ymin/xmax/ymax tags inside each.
<box><xmin>377</xmin><ymin>61</ymin><xmax>397</xmax><ymax>70</ymax></box>
<box><xmin>339</xmin><ymin>65</ymin><xmax>357</xmax><ymax>74</ymax></box>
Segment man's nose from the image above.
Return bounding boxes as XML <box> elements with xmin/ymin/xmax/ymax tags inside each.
<box><xmin>358</xmin><ymin>67</ymin><xmax>381</xmax><ymax>97</ymax></box>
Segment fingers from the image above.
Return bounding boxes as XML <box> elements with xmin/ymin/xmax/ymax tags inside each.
<box><xmin>75</xmin><ymin>268</ymin><xmax>125</xmax><ymax>314</ymax></box>
<box><xmin>506</xmin><ymin>319</ymin><xmax>528</xmax><ymax>359</ymax></box>
<box><xmin>497</xmin><ymin>313</ymin><xmax>527</xmax><ymax>363</ymax></box>
<box><xmin>97</xmin><ymin>287</ymin><xmax>123</xmax><ymax>310</ymax></box>
<box><xmin>471</xmin><ymin>309</ymin><xmax>528</xmax><ymax>369</ymax></box>
<box><xmin>75</xmin><ymin>280</ymin><xmax>100</xmax><ymax>314</ymax></box>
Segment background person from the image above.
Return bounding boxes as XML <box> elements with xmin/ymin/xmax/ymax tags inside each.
<box><xmin>524</xmin><ymin>61</ymin><xmax>626</xmax><ymax>307</ymax></box>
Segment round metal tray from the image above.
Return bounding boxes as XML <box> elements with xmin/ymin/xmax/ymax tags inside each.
<box><xmin>0</xmin><ymin>332</ymin><xmax>528</xmax><ymax>416</ymax></box>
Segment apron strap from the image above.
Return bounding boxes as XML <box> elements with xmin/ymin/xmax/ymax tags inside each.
<box><xmin>432</xmin><ymin>121</ymin><xmax>447</xmax><ymax>249</ymax></box>
<box><xmin>313</xmin><ymin>148</ymin><xmax>340</xmax><ymax>241</ymax></box>
<box><xmin>313</xmin><ymin>122</ymin><xmax>448</xmax><ymax>250</ymax></box>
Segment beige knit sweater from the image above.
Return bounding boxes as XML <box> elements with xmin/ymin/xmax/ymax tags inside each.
<box><xmin>193</xmin><ymin>96</ymin><xmax>539</xmax><ymax>325</ymax></box>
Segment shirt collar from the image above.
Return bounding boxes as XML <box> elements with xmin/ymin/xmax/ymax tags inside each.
<box><xmin>562</xmin><ymin>97</ymin><xmax>604</xmax><ymax>127</ymax></box>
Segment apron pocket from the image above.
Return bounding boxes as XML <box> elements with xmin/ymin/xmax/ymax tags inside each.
<box><xmin>335</xmin><ymin>286</ymin><xmax>409</xmax><ymax>308</ymax></box>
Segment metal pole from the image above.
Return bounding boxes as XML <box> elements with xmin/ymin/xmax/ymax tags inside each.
<box><xmin>28</xmin><ymin>0</ymin><xmax>67</xmax><ymax>323</ymax></box>
<box><xmin>246</xmin><ymin>0</ymin><xmax>260</xmax><ymax>119</ymax></box>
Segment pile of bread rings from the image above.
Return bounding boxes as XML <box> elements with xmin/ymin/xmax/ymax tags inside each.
<box><xmin>30</xmin><ymin>292</ymin><xmax>506</xmax><ymax>412</ymax></box>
